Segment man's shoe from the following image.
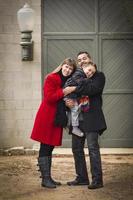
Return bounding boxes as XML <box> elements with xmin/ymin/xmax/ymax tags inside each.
<box><xmin>67</xmin><ymin>177</ymin><xmax>89</xmax><ymax>186</ymax></box>
<box><xmin>88</xmin><ymin>182</ymin><xmax>103</xmax><ymax>189</ymax></box>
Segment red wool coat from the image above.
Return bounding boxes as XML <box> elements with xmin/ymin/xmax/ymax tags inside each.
<box><xmin>31</xmin><ymin>73</ymin><xmax>64</xmax><ymax>146</ymax></box>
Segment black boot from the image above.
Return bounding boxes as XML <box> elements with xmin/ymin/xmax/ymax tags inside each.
<box><xmin>67</xmin><ymin>151</ymin><xmax>89</xmax><ymax>186</ymax></box>
<box><xmin>48</xmin><ymin>156</ymin><xmax>61</xmax><ymax>186</ymax></box>
<box><xmin>88</xmin><ymin>181</ymin><xmax>103</xmax><ymax>189</ymax></box>
<box><xmin>67</xmin><ymin>176</ymin><xmax>89</xmax><ymax>186</ymax></box>
<box><xmin>38</xmin><ymin>156</ymin><xmax>56</xmax><ymax>188</ymax></box>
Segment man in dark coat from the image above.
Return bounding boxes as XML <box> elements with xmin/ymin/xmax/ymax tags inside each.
<box><xmin>66</xmin><ymin>51</ymin><xmax>107</xmax><ymax>189</ymax></box>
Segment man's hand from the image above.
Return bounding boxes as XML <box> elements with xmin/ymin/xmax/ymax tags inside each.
<box><xmin>65</xmin><ymin>99</ymin><xmax>75</xmax><ymax>108</ymax></box>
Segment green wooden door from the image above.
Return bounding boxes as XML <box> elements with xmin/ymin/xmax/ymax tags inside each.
<box><xmin>42</xmin><ymin>0</ymin><xmax>133</xmax><ymax>147</ymax></box>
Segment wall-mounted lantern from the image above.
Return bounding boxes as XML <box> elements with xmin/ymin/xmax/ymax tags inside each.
<box><xmin>17</xmin><ymin>3</ymin><xmax>35</xmax><ymax>61</ymax></box>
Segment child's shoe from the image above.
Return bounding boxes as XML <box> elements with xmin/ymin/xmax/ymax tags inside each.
<box><xmin>72</xmin><ymin>126</ymin><xmax>84</xmax><ymax>137</ymax></box>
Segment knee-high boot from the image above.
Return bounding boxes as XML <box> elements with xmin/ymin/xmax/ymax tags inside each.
<box><xmin>38</xmin><ymin>156</ymin><xmax>56</xmax><ymax>188</ymax></box>
<box><xmin>48</xmin><ymin>156</ymin><xmax>61</xmax><ymax>186</ymax></box>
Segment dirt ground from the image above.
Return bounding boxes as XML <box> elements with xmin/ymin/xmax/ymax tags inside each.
<box><xmin>0</xmin><ymin>155</ymin><xmax>133</xmax><ymax>200</ymax></box>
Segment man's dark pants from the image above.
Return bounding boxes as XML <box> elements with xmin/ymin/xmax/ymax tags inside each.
<box><xmin>72</xmin><ymin>131</ymin><xmax>103</xmax><ymax>184</ymax></box>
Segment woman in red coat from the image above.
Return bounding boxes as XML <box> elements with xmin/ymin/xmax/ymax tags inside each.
<box><xmin>31</xmin><ymin>58</ymin><xmax>76</xmax><ymax>188</ymax></box>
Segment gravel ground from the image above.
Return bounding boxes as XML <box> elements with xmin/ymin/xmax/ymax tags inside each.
<box><xmin>0</xmin><ymin>155</ymin><xmax>133</xmax><ymax>200</ymax></box>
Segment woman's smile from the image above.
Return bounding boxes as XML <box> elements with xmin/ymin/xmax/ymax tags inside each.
<box><xmin>62</xmin><ymin>64</ymin><xmax>74</xmax><ymax>76</ymax></box>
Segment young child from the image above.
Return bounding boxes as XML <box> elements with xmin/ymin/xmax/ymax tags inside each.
<box><xmin>64</xmin><ymin>62</ymin><xmax>97</xmax><ymax>137</ymax></box>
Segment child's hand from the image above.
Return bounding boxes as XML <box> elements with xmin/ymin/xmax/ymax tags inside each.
<box><xmin>65</xmin><ymin>99</ymin><xmax>75</xmax><ymax>108</ymax></box>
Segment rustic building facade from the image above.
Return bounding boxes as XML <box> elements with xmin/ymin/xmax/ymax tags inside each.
<box><xmin>0</xmin><ymin>0</ymin><xmax>41</xmax><ymax>149</ymax></box>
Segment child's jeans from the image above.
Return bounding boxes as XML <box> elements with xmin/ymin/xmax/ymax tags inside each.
<box><xmin>70</xmin><ymin>101</ymin><xmax>79</xmax><ymax>126</ymax></box>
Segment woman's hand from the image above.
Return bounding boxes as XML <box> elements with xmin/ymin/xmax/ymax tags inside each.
<box><xmin>63</xmin><ymin>86</ymin><xmax>76</xmax><ymax>96</ymax></box>
<box><xmin>65</xmin><ymin>99</ymin><xmax>75</xmax><ymax>108</ymax></box>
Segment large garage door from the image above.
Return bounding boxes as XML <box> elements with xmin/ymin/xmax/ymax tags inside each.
<box><xmin>42</xmin><ymin>0</ymin><xmax>133</xmax><ymax>147</ymax></box>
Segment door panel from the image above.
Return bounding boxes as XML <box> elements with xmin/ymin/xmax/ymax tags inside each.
<box><xmin>101</xmin><ymin>94</ymin><xmax>133</xmax><ymax>147</ymax></box>
<box><xmin>100</xmin><ymin>36</ymin><xmax>133</xmax><ymax>91</ymax></box>
<box><xmin>99</xmin><ymin>0</ymin><xmax>133</xmax><ymax>32</ymax></box>
<box><xmin>44</xmin><ymin>0</ymin><xmax>95</xmax><ymax>32</ymax></box>
<box><xmin>43</xmin><ymin>36</ymin><xmax>96</xmax><ymax>74</ymax></box>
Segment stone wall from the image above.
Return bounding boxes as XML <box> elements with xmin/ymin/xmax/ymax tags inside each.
<box><xmin>0</xmin><ymin>0</ymin><xmax>41</xmax><ymax>149</ymax></box>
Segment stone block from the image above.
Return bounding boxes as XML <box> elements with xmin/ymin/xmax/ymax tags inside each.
<box><xmin>8</xmin><ymin>146</ymin><xmax>25</xmax><ymax>155</ymax></box>
<box><xmin>25</xmin><ymin>149</ymin><xmax>35</xmax><ymax>155</ymax></box>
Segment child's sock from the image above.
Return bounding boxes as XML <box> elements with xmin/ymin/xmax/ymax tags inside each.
<box><xmin>72</xmin><ymin>126</ymin><xmax>84</xmax><ymax>137</ymax></box>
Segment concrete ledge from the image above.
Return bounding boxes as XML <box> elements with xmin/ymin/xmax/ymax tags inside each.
<box><xmin>0</xmin><ymin>147</ymin><xmax>133</xmax><ymax>156</ymax></box>
<box><xmin>53</xmin><ymin>148</ymin><xmax>133</xmax><ymax>155</ymax></box>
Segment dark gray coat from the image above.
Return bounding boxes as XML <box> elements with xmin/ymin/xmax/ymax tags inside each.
<box><xmin>76</xmin><ymin>71</ymin><xmax>107</xmax><ymax>135</ymax></box>
<box><xmin>64</xmin><ymin>67</ymin><xmax>87</xmax><ymax>99</ymax></box>
<box><xmin>64</xmin><ymin>67</ymin><xmax>86</xmax><ymax>87</ymax></box>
